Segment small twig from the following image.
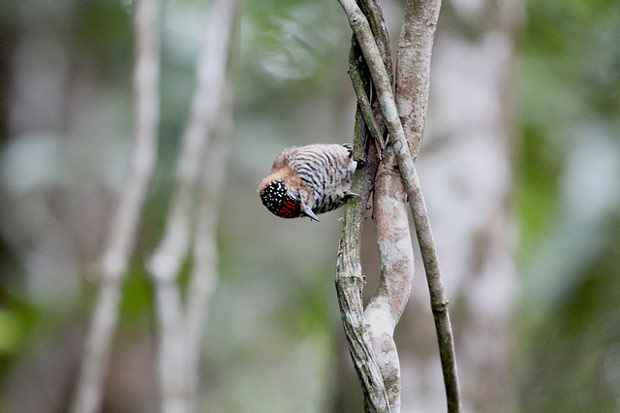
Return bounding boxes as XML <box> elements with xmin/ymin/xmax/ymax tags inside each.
<box><xmin>336</xmin><ymin>1</ymin><xmax>461</xmax><ymax>412</ymax></box>
<box><xmin>71</xmin><ymin>1</ymin><xmax>160</xmax><ymax>412</ymax></box>
<box><xmin>348</xmin><ymin>50</ymin><xmax>384</xmax><ymax>159</ymax></box>
<box><xmin>347</xmin><ymin>41</ymin><xmax>372</xmax><ymax>164</ymax></box>
<box><xmin>358</xmin><ymin>0</ymin><xmax>393</xmax><ymax>137</ymax></box>
<box><xmin>146</xmin><ymin>1</ymin><xmax>238</xmax><ymax>412</ymax></box>
<box><xmin>406</xmin><ymin>167</ymin><xmax>461</xmax><ymax>413</ymax></box>
<box><xmin>358</xmin><ymin>0</ymin><xmax>393</xmax><ymax>80</ymax></box>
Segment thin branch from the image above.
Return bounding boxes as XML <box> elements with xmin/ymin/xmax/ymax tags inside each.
<box><xmin>347</xmin><ymin>40</ymin><xmax>374</xmax><ymax>164</ymax></box>
<box><xmin>408</xmin><ymin>170</ymin><xmax>461</xmax><ymax>413</ymax></box>
<box><xmin>146</xmin><ymin>1</ymin><xmax>238</xmax><ymax>412</ymax></box>
<box><xmin>358</xmin><ymin>0</ymin><xmax>393</xmax><ymax>80</ymax></box>
<box><xmin>358</xmin><ymin>0</ymin><xmax>393</xmax><ymax>134</ymax></box>
<box><xmin>72</xmin><ymin>284</ymin><xmax>123</xmax><ymax>413</ymax></box>
<box><xmin>71</xmin><ymin>1</ymin><xmax>160</xmax><ymax>412</ymax></box>
<box><xmin>348</xmin><ymin>51</ymin><xmax>384</xmax><ymax>159</ymax></box>
<box><xmin>336</xmin><ymin>1</ymin><xmax>461</xmax><ymax>412</ymax></box>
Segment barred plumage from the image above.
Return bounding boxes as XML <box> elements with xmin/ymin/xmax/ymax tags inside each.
<box><xmin>258</xmin><ymin>144</ymin><xmax>357</xmax><ymax>221</ymax></box>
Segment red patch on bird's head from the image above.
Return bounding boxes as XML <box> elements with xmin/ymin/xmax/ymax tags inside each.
<box><xmin>259</xmin><ymin>180</ymin><xmax>301</xmax><ymax>219</ymax></box>
<box><xmin>277</xmin><ymin>197</ymin><xmax>301</xmax><ymax>218</ymax></box>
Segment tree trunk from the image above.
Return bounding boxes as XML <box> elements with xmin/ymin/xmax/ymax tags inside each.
<box><xmin>399</xmin><ymin>2</ymin><xmax>522</xmax><ymax>412</ymax></box>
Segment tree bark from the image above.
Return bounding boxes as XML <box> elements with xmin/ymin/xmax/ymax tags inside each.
<box><xmin>399</xmin><ymin>2</ymin><xmax>522</xmax><ymax>412</ymax></box>
<box><xmin>335</xmin><ymin>0</ymin><xmax>460</xmax><ymax>411</ymax></box>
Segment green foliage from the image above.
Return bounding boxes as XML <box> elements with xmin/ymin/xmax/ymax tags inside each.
<box><xmin>515</xmin><ymin>124</ymin><xmax>561</xmax><ymax>261</ymax></box>
<box><xmin>519</xmin><ymin>217</ymin><xmax>620</xmax><ymax>412</ymax></box>
<box><xmin>73</xmin><ymin>0</ymin><xmax>133</xmax><ymax>80</ymax></box>
<box><xmin>517</xmin><ymin>1</ymin><xmax>620</xmax><ymax>411</ymax></box>
<box><xmin>119</xmin><ymin>265</ymin><xmax>154</xmax><ymax>325</ymax></box>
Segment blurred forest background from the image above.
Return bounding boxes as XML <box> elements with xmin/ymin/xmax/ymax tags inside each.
<box><xmin>0</xmin><ymin>0</ymin><xmax>619</xmax><ymax>412</ymax></box>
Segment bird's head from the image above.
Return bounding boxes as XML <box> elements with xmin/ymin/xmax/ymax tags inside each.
<box><xmin>258</xmin><ymin>170</ymin><xmax>319</xmax><ymax>222</ymax></box>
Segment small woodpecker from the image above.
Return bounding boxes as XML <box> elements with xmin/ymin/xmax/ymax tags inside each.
<box><xmin>258</xmin><ymin>143</ymin><xmax>357</xmax><ymax>222</ymax></box>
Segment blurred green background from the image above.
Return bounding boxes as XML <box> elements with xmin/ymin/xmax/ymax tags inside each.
<box><xmin>0</xmin><ymin>0</ymin><xmax>619</xmax><ymax>412</ymax></box>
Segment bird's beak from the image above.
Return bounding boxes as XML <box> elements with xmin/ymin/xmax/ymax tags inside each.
<box><xmin>302</xmin><ymin>205</ymin><xmax>320</xmax><ymax>223</ymax></box>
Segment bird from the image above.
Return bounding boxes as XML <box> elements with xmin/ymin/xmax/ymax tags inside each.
<box><xmin>258</xmin><ymin>143</ymin><xmax>358</xmax><ymax>222</ymax></box>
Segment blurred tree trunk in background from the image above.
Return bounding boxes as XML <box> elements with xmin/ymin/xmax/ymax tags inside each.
<box><xmin>400</xmin><ymin>2</ymin><xmax>521</xmax><ymax>412</ymax></box>
<box><xmin>332</xmin><ymin>1</ymin><xmax>521</xmax><ymax>412</ymax></box>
